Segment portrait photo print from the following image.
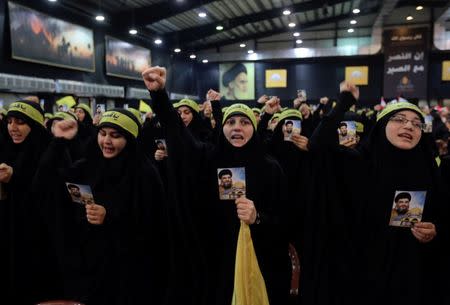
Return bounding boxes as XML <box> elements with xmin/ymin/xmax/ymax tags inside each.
<box><xmin>389</xmin><ymin>190</ymin><xmax>426</xmax><ymax>227</ymax></box>
<box><xmin>65</xmin><ymin>182</ymin><xmax>95</xmax><ymax>205</ymax></box>
<box><xmin>217</xmin><ymin>167</ymin><xmax>246</xmax><ymax>200</ymax></box>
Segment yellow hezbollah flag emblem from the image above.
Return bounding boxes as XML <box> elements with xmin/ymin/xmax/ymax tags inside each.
<box><xmin>232</xmin><ymin>221</ymin><xmax>270</xmax><ymax>305</ymax></box>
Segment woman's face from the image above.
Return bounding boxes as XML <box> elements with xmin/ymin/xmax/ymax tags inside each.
<box><xmin>7</xmin><ymin>116</ymin><xmax>31</xmax><ymax>144</ymax></box>
<box><xmin>223</xmin><ymin>115</ymin><xmax>254</xmax><ymax>147</ymax></box>
<box><xmin>75</xmin><ymin>108</ymin><xmax>86</xmax><ymax>122</ymax></box>
<box><xmin>385</xmin><ymin>110</ymin><xmax>422</xmax><ymax>150</ymax></box>
<box><xmin>177</xmin><ymin>106</ymin><xmax>193</xmax><ymax>127</ymax></box>
<box><xmin>97</xmin><ymin>127</ymin><xmax>127</xmax><ymax>158</ymax></box>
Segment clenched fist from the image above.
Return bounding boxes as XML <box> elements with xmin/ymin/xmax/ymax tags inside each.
<box><xmin>142</xmin><ymin>66</ymin><xmax>167</xmax><ymax>92</ymax></box>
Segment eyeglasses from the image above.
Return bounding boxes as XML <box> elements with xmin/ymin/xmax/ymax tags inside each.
<box><xmin>389</xmin><ymin>115</ymin><xmax>425</xmax><ymax>131</ymax></box>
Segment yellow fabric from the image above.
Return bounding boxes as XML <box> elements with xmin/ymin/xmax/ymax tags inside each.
<box><xmin>127</xmin><ymin>107</ymin><xmax>144</xmax><ymax>125</ymax></box>
<box><xmin>44</xmin><ymin>113</ymin><xmax>54</xmax><ymax>119</ymax></box>
<box><xmin>0</xmin><ymin>108</ymin><xmax>6</xmax><ymax>116</ymax></box>
<box><xmin>356</xmin><ymin>122</ymin><xmax>364</xmax><ymax>133</ymax></box>
<box><xmin>377</xmin><ymin>101</ymin><xmax>425</xmax><ymax>122</ymax></box>
<box><xmin>278</xmin><ymin>109</ymin><xmax>302</xmax><ymax>122</ymax></box>
<box><xmin>223</xmin><ymin>103</ymin><xmax>257</xmax><ymax>130</ymax></box>
<box><xmin>56</xmin><ymin>96</ymin><xmax>77</xmax><ymax>108</ymax></box>
<box><xmin>139</xmin><ymin>100</ymin><xmax>153</xmax><ymax>113</ymax></box>
<box><xmin>436</xmin><ymin>156</ymin><xmax>441</xmax><ymax>167</ymax></box>
<box><xmin>75</xmin><ymin>103</ymin><xmax>92</xmax><ymax>116</ymax></box>
<box><xmin>53</xmin><ymin>111</ymin><xmax>77</xmax><ymax>121</ymax></box>
<box><xmin>251</xmin><ymin>108</ymin><xmax>261</xmax><ymax>114</ymax></box>
<box><xmin>8</xmin><ymin>102</ymin><xmax>44</xmax><ymax>126</ymax></box>
<box><xmin>232</xmin><ymin>221</ymin><xmax>270</xmax><ymax>305</ymax></box>
<box><xmin>173</xmin><ymin>99</ymin><xmax>199</xmax><ymax>113</ymax></box>
<box><xmin>100</xmin><ymin>111</ymin><xmax>139</xmax><ymax>138</ymax></box>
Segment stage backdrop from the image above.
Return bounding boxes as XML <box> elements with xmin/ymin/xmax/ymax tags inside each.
<box><xmin>8</xmin><ymin>1</ymin><xmax>95</xmax><ymax>72</ymax></box>
<box><xmin>105</xmin><ymin>36</ymin><xmax>151</xmax><ymax>80</ymax></box>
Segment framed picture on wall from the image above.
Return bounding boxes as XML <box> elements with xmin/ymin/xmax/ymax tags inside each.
<box><xmin>265</xmin><ymin>69</ymin><xmax>287</xmax><ymax>88</ymax></box>
<box><xmin>8</xmin><ymin>2</ymin><xmax>95</xmax><ymax>72</ymax></box>
<box><xmin>345</xmin><ymin>66</ymin><xmax>369</xmax><ymax>85</ymax></box>
<box><xmin>219</xmin><ymin>62</ymin><xmax>255</xmax><ymax>100</ymax></box>
<box><xmin>105</xmin><ymin>36</ymin><xmax>151</xmax><ymax>80</ymax></box>
<box><xmin>442</xmin><ymin>61</ymin><xmax>450</xmax><ymax>81</ymax></box>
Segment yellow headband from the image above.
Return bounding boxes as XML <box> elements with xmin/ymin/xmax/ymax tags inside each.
<box><xmin>99</xmin><ymin>110</ymin><xmax>139</xmax><ymax>138</ymax></box>
<box><xmin>139</xmin><ymin>100</ymin><xmax>152</xmax><ymax>113</ymax></box>
<box><xmin>54</xmin><ymin>111</ymin><xmax>77</xmax><ymax>121</ymax></box>
<box><xmin>75</xmin><ymin>103</ymin><xmax>92</xmax><ymax>117</ymax></box>
<box><xmin>127</xmin><ymin>107</ymin><xmax>144</xmax><ymax>125</ymax></box>
<box><xmin>278</xmin><ymin>109</ymin><xmax>302</xmax><ymax>122</ymax></box>
<box><xmin>8</xmin><ymin>101</ymin><xmax>44</xmax><ymax>126</ymax></box>
<box><xmin>252</xmin><ymin>108</ymin><xmax>262</xmax><ymax>114</ymax></box>
<box><xmin>222</xmin><ymin>103</ymin><xmax>257</xmax><ymax>130</ymax></box>
<box><xmin>377</xmin><ymin>102</ymin><xmax>425</xmax><ymax>122</ymax></box>
<box><xmin>173</xmin><ymin>99</ymin><xmax>200</xmax><ymax>113</ymax></box>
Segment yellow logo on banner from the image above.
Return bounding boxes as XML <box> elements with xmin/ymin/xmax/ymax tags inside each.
<box><xmin>442</xmin><ymin>61</ymin><xmax>450</xmax><ymax>81</ymax></box>
<box><xmin>265</xmin><ymin>69</ymin><xmax>287</xmax><ymax>88</ymax></box>
<box><xmin>345</xmin><ymin>66</ymin><xmax>369</xmax><ymax>85</ymax></box>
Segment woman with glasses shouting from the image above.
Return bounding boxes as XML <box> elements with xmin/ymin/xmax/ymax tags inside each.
<box><xmin>304</xmin><ymin>81</ymin><xmax>446</xmax><ymax>305</ymax></box>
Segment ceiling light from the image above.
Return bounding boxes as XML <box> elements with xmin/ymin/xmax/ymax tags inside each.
<box><xmin>198</xmin><ymin>12</ymin><xmax>207</xmax><ymax>18</ymax></box>
<box><xmin>347</xmin><ymin>28</ymin><xmax>354</xmax><ymax>33</ymax></box>
<box><xmin>190</xmin><ymin>54</ymin><xmax>196</xmax><ymax>59</ymax></box>
<box><xmin>154</xmin><ymin>39</ymin><xmax>162</xmax><ymax>44</ymax></box>
<box><xmin>350</xmin><ymin>20</ymin><xmax>357</xmax><ymax>24</ymax></box>
<box><xmin>406</xmin><ymin>15</ymin><xmax>413</xmax><ymax>21</ymax></box>
<box><xmin>293</xmin><ymin>32</ymin><xmax>300</xmax><ymax>37</ymax></box>
<box><xmin>216</xmin><ymin>25</ymin><xmax>224</xmax><ymax>31</ymax></box>
<box><xmin>95</xmin><ymin>15</ymin><xmax>105</xmax><ymax>21</ymax></box>
<box><xmin>174</xmin><ymin>48</ymin><xmax>181</xmax><ymax>53</ymax></box>
<box><xmin>247</xmin><ymin>50</ymin><xmax>254</xmax><ymax>54</ymax></box>
<box><xmin>202</xmin><ymin>59</ymin><xmax>208</xmax><ymax>63</ymax></box>
<box><xmin>48</xmin><ymin>0</ymin><xmax>57</xmax><ymax>2</ymax></box>
<box><xmin>416</xmin><ymin>5</ymin><xmax>423</xmax><ymax>11</ymax></box>
<box><xmin>239</xmin><ymin>43</ymin><xmax>246</xmax><ymax>48</ymax></box>
<box><xmin>288</xmin><ymin>22</ymin><xmax>296</xmax><ymax>28</ymax></box>
<box><xmin>283</xmin><ymin>10</ymin><xmax>291</xmax><ymax>16</ymax></box>
<box><xmin>352</xmin><ymin>8</ymin><xmax>360</xmax><ymax>14</ymax></box>
<box><xmin>296</xmin><ymin>39</ymin><xmax>303</xmax><ymax>44</ymax></box>
<box><xmin>129</xmin><ymin>29</ymin><xmax>138</xmax><ymax>35</ymax></box>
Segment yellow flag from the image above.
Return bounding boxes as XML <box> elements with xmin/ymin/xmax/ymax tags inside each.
<box><xmin>232</xmin><ymin>221</ymin><xmax>270</xmax><ymax>305</ymax></box>
<box><xmin>56</xmin><ymin>96</ymin><xmax>77</xmax><ymax>108</ymax></box>
<box><xmin>139</xmin><ymin>100</ymin><xmax>152</xmax><ymax>113</ymax></box>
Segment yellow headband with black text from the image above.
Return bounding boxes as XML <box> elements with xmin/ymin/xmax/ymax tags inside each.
<box><xmin>223</xmin><ymin>103</ymin><xmax>257</xmax><ymax>130</ymax></box>
<box><xmin>173</xmin><ymin>99</ymin><xmax>200</xmax><ymax>113</ymax></box>
<box><xmin>7</xmin><ymin>101</ymin><xmax>44</xmax><ymax>126</ymax></box>
<box><xmin>99</xmin><ymin>110</ymin><xmax>139</xmax><ymax>138</ymax></box>
<box><xmin>377</xmin><ymin>102</ymin><xmax>425</xmax><ymax>122</ymax></box>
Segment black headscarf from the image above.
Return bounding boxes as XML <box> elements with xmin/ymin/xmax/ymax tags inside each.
<box><xmin>360</xmin><ymin>109</ymin><xmax>445</xmax><ymax>305</ymax></box>
<box><xmin>33</xmin><ymin>114</ymin><xmax>168</xmax><ymax>305</ymax></box>
<box><xmin>0</xmin><ymin>101</ymin><xmax>51</xmax><ymax>305</ymax></box>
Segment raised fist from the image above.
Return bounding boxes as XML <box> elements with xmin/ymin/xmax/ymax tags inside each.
<box><xmin>339</xmin><ymin>81</ymin><xmax>359</xmax><ymax>100</ymax></box>
<box><xmin>206</xmin><ymin>89</ymin><xmax>221</xmax><ymax>101</ymax></box>
<box><xmin>142</xmin><ymin>66</ymin><xmax>167</xmax><ymax>91</ymax></box>
<box><xmin>53</xmin><ymin>119</ymin><xmax>78</xmax><ymax>140</ymax></box>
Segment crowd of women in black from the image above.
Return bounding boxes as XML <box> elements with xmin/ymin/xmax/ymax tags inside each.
<box><xmin>0</xmin><ymin>65</ymin><xmax>449</xmax><ymax>305</ymax></box>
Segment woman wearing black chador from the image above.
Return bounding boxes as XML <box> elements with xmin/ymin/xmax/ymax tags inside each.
<box><xmin>307</xmin><ymin>82</ymin><xmax>446</xmax><ymax>305</ymax></box>
<box><xmin>34</xmin><ymin>108</ymin><xmax>169</xmax><ymax>305</ymax></box>
<box><xmin>142</xmin><ymin>66</ymin><xmax>289</xmax><ymax>305</ymax></box>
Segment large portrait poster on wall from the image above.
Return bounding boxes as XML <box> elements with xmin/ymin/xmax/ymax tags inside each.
<box><xmin>383</xmin><ymin>27</ymin><xmax>428</xmax><ymax>99</ymax></box>
<box><xmin>219</xmin><ymin>62</ymin><xmax>255</xmax><ymax>100</ymax></box>
<box><xmin>105</xmin><ymin>36</ymin><xmax>151</xmax><ymax>80</ymax></box>
<box><xmin>8</xmin><ymin>1</ymin><xmax>95</xmax><ymax>72</ymax></box>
